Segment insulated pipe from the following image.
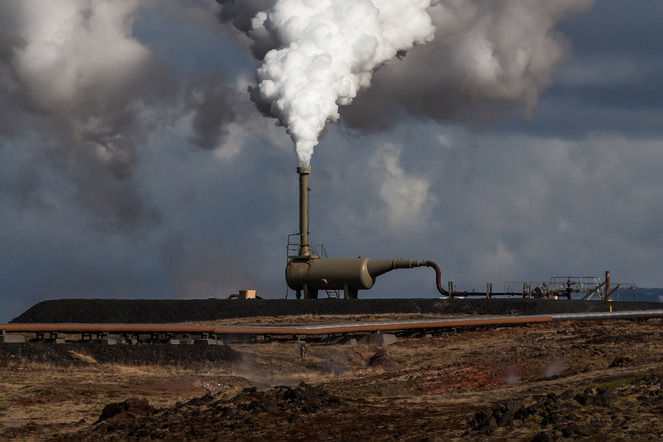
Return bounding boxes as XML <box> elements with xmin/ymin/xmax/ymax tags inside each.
<box><xmin>550</xmin><ymin>309</ymin><xmax>663</xmax><ymax>321</ymax></box>
<box><xmin>0</xmin><ymin>324</ymin><xmax>217</xmax><ymax>334</ymax></box>
<box><xmin>212</xmin><ymin>315</ymin><xmax>553</xmax><ymax>334</ymax></box>
<box><xmin>5</xmin><ymin>310</ymin><xmax>663</xmax><ymax>337</ymax></box>
<box><xmin>0</xmin><ymin>316</ymin><xmax>553</xmax><ymax>336</ymax></box>
<box><xmin>297</xmin><ymin>166</ymin><xmax>311</xmax><ymax>257</ymax></box>
<box><xmin>365</xmin><ymin>259</ymin><xmax>429</xmax><ymax>278</ymax></box>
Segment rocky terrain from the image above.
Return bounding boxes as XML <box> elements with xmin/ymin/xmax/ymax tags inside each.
<box><xmin>2</xmin><ymin>302</ymin><xmax>663</xmax><ymax>440</ymax></box>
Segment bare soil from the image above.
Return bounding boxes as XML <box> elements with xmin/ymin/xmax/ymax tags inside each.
<box><xmin>2</xmin><ymin>316</ymin><xmax>663</xmax><ymax>440</ymax></box>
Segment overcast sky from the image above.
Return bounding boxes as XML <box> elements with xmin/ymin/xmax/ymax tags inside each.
<box><xmin>1</xmin><ymin>0</ymin><xmax>662</xmax><ymax>321</ymax></box>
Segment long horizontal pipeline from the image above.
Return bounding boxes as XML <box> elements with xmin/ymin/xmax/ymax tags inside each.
<box><xmin>0</xmin><ymin>316</ymin><xmax>551</xmax><ymax>336</ymax></box>
<box><xmin>550</xmin><ymin>309</ymin><xmax>663</xmax><ymax>321</ymax></box>
<box><xmin>2</xmin><ymin>310</ymin><xmax>663</xmax><ymax>336</ymax></box>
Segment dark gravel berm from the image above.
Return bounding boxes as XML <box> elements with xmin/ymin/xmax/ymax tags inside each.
<box><xmin>0</xmin><ymin>341</ymin><xmax>240</xmax><ymax>368</ymax></box>
<box><xmin>10</xmin><ymin>298</ymin><xmax>662</xmax><ymax>324</ymax></box>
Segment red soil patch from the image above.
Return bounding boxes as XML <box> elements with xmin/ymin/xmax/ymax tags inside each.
<box><xmin>422</xmin><ymin>365</ymin><xmax>504</xmax><ymax>394</ymax></box>
<box><xmin>131</xmin><ymin>381</ymin><xmax>207</xmax><ymax>398</ymax></box>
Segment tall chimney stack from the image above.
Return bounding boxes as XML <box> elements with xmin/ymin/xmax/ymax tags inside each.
<box><xmin>297</xmin><ymin>166</ymin><xmax>311</xmax><ymax>257</ymax></box>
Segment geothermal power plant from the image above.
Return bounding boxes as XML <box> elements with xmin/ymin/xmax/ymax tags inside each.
<box><xmin>1</xmin><ymin>162</ymin><xmax>649</xmax><ymax>347</ymax></box>
<box><xmin>1</xmin><ymin>167</ymin><xmax>654</xmax><ymax>346</ymax></box>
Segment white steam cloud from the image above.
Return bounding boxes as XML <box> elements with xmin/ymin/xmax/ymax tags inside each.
<box><xmin>13</xmin><ymin>1</ymin><xmax>150</xmax><ymax>116</ymax></box>
<box><xmin>218</xmin><ymin>0</ymin><xmax>437</xmax><ymax>166</ymax></box>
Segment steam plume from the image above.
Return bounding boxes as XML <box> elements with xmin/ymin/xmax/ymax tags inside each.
<box><xmin>218</xmin><ymin>0</ymin><xmax>437</xmax><ymax>166</ymax></box>
<box><xmin>343</xmin><ymin>0</ymin><xmax>596</xmax><ymax>129</ymax></box>
<box><xmin>220</xmin><ymin>0</ymin><xmax>595</xmax><ymax>154</ymax></box>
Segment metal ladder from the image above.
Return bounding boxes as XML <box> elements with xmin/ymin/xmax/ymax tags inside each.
<box><xmin>310</xmin><ymin>243</ymin><xmax>340</xmax><ymax>299</ymax></box>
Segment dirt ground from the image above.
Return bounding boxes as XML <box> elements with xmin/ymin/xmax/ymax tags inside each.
<box><xmin>2</xmin><ymin>316</ymin><xmax>663</xmax><ymax>441</ymax></box>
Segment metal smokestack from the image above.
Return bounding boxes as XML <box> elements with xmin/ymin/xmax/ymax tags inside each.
<box><xmin>297</xmin><ymin>166</ymin><xmax>311</xmax><ymax>257</ymax></box>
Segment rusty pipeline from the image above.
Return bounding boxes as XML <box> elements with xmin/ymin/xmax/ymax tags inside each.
<box><xmin>5</xmin><ymin>311</ymin><xmax>663</xmax><ymax>340</ymax></box>
<box><xmin>0</xmin><ymin>315</ymin><xmax>553</xmax><ymax>337</ymax></box>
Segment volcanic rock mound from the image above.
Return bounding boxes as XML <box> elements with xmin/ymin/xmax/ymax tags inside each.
<box><xmin>12</xmin><ymin>298</ymin><xmax>661</xmax><ymax>324</ymax></box>
<box><xmin>71</xmin><ymin>383</ymin><xmax>345</xmax><ymax>441</ymax></box>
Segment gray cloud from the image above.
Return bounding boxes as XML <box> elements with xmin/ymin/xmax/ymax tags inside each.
<box><xmin>558</xmin><ymin>0</ymin><xmax>663</xmax><ymax>57</ymax></box>
<box><xmin>0</xmin><ymin>1</ymin><xmax>174</xmax><ymax>231</ymax></box>
<box><xmin>185</xmin><ymin>76</ymin><xmax>244</xmax><ymax>150</ymax></box>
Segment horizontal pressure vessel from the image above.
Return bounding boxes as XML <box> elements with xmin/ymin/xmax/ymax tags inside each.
<box><xmin>286</xmin><ymin>258</ymin><xmax>428</xmax><ymax>291</ymax></box>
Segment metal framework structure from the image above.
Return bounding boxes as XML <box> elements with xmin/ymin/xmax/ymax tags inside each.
<box><xmin>451</xmin><ymin>271</ymin><xmax>636</xmax><ymax>301</ymax></box>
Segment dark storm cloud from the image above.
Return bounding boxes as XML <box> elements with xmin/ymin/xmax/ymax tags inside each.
<box><xmin>1</xmin><ymin>227</ymin><xmax>171</xmax><ymax>322</ymax></box>
<box><xmin>0</xmin><ymin>30</ymin><xmax>29</xmax><ymax>136</ymax></box>
<box><xmin>559</xmin><ymin>0</ymin><xmax>663</xmax><ymax>57</ymax></box>
<box><xmin>0</xmin><ymin>160</ymin><xmax>46</xmax><ymax>212</ymax></box>
<box><xmin>160</xmin><ymin>234</ymin><xmax>259</xmax><ymax>299</ymax></box>
<box><xmin>556</xmin><ymin>1</ymin><xmax>663</xmax><ymax>113</ymax></box>
<box><xmin>185</xmin><ymin>76</ymin><xmax>243</xmax><ymax>150</ymax></box>
<box><xmin>0</xmin><ymin>1</ymin><xmax>265</xmax><ymax>321</ymax></box>
<box><xmin>493</xmin><ymin>97</ymin><xmax>663</xmax><ymax>141</ymax></box>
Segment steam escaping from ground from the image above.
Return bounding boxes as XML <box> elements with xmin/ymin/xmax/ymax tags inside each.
<box><xmin>544</xmin><ymin>359</ymin><xmax>565</xmax><ymax>378</ymax></box>
<box><xmin>218</xmin><ymin>0</ymin><xmax>437</xmax><ymax>166</ymax></box>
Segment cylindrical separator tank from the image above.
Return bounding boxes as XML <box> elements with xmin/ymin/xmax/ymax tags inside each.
<box><xmin>286</xmin><ymin>257</ymin><xmax>432</xmax><ymax>299</ymax></box>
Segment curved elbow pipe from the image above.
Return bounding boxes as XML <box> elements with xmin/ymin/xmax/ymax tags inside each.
<box><xmin>424</xmin><ymin>261</ymin><xmax>449</xmax><ymax>296</ymax></box>
<box><xmin>367</xmin><ymin>259</ymin><xmax>450</xmax><ymax>297</ymax></box>
<box><xmin>366</xmin><ymin>259</ymin><xmax>449</xmax><ymax>296</ymax></box>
